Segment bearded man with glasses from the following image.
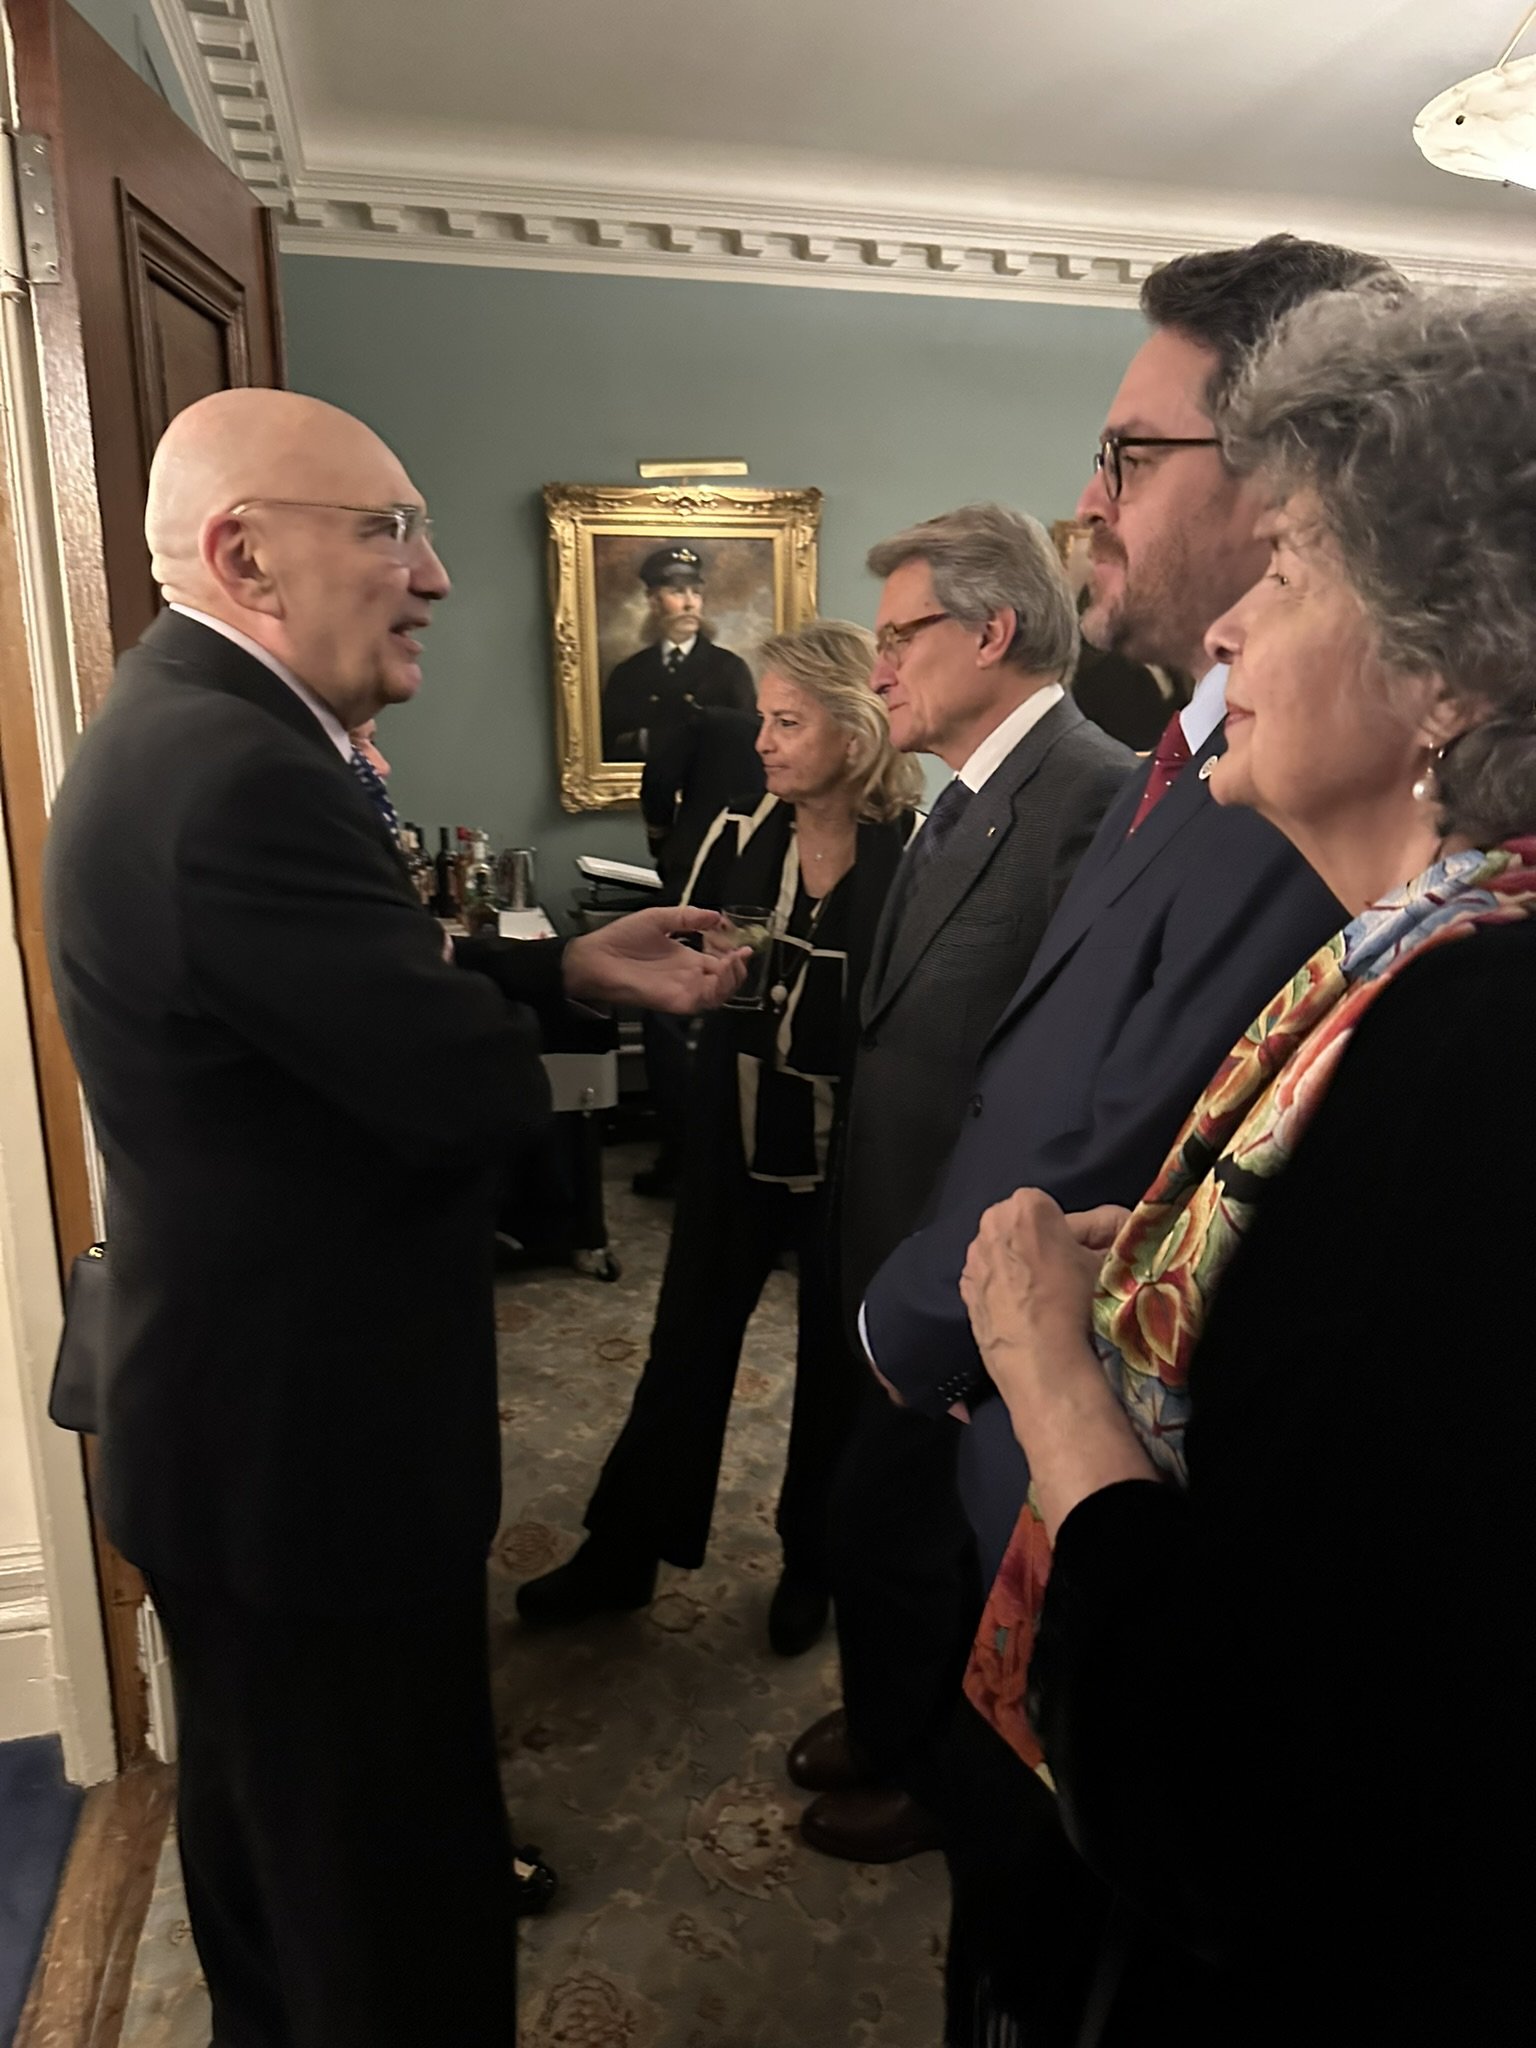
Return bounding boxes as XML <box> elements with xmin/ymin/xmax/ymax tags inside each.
<box><xmin>793</xmin><ymin>243</ymin><xmax>1400</xmax><ymax>1968</ymax></box>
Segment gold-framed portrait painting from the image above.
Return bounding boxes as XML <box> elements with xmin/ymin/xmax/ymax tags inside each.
<box><xmin>544</xmin><ymin>483</ymin><xmax>822</xmax><ymax>811</ymax></box>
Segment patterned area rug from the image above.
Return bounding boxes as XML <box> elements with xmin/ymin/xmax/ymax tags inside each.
<box><xmin>119</xmin><ymin>1143</ymin><xmax>947</xmax><ymax>2046</ymax></box>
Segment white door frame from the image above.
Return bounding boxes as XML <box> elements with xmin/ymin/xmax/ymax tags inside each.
<box><xmin>0</xmin><ymin>6</ymin><xmax>118</xmax><ymax>1782</ymax></box>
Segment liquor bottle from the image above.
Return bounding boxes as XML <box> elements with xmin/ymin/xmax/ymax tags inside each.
<box><xmin>462</xmin><ymin>829</ymin><xmax>498</xmax><ymax>934</ymax></box>
<box><xmin>399</xmin><ymin>822</ymin><xmax>435</xmax><ymax>908</ymax></box>
<box><xmin>433</xmin><ymin>827</ymin><xmax>461</xmax><ymax>918</ymax></box>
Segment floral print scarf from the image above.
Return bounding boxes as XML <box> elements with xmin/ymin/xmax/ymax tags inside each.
<box><xmin>965</xmin><ymin>837</ymin><xmax>1536</xmax><ymax>1771</ymax></box>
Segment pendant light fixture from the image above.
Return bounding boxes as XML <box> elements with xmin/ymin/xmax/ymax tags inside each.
<box><xmin>1415</xmin><ymin>5</ymin><xmax>1536</xmax><ymax>190</ymax></box>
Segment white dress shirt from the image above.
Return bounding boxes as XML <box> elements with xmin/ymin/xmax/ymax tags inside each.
<box><xmin>663</xmin><ymin>633</ymin><xmax>698</xmax><ymax>668</ymax></box>
<box><xmin>956</xmin><ymin>682</ymin><xmax>1066</xmax><ymax>795</ymax></box>
<box><xmin>1179</xmin><ymin>663</ymin><xmax>1229</xmax><ymax>756</ymax></box>
<box><xmin>168</xmin><ymin>603</ymin><xmax>352</xmax><ymax>761</ymax></box>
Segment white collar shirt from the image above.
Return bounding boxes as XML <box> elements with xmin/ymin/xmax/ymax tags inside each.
<box><xmin>1179</xmin><ymin>662</ymin><xmax>1229</xmax><ymax>756</ymax></box>
<box><xmin>954</xmin><ymin>682</ymin><xmax>1065</xmax><ymax>795</ymax></box>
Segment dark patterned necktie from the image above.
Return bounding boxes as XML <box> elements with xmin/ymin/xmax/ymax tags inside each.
<box><xmin>910</xmin><ymin>777</ymin><xmax>973</xmax><ymax>880</ymax></box>
<box><xmin>349</xmin><ymin>746</ymin><xmax>400</xmax><ymax>843</ymax></box>
<box><xmin>1126</xmin><ymin>713</ymin><xmax>1193</xmax><ymax>834</ymax></box>
<box><xmin>665</xmin><ymin>643</ymin><xmax>686</xmax><ymax>673</ymax></box>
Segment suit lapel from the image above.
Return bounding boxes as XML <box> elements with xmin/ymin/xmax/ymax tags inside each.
<box><xmin>984</xmin><ymin>723</ymin><xmax>1226</xmax><ymax>1048</ymax></box>
<box><xmin>863</xmin><ymin>698</ymin><xmax>1085</xmax><ymax>1028</ymax></box>
<box><xmin>143</xmin><ymin>610</ymin><xmax>347</xmax><ymax>759</ymax></box>
<box><xmin>141</xmin><ymin>610</ymin><xmax>411</xmax><ymax>876</ymax></box>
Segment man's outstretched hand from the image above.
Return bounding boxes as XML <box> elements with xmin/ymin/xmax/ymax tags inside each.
<box><xmin>562</xmin><ymin>905</ymin><xmax>748</xmax><ymax>1014</ymax></box>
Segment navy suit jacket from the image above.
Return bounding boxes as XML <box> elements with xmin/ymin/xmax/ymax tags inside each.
<box><xmin>860</xmin><ymin>722</ymin><xmax>1346</xmax><ymax>1575</ymax></box>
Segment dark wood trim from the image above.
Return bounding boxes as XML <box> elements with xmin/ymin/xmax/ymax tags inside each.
<box><xmin>259</xmin><ymin>202</ymin><xmax>289</xmax><ymax>389</ymax></box>
<box><xmin>11</xmin><ymin>1762</ymin><xmax>175</xmax><ymax>2048</ymax></box>
<box><xmin>118</xmin><ymin>182</ymin><xmax>252</xmax><ymax>473</ymax></box>
<box><xmin>8</xmin><ymin>0</ymin><xmax>118</xmax><ymax>721</ymax></box>
<box><xmin>3</xmin><ymin>0</ymin><xmax>161</xmax><ymax>1770</ymax></box>
<box><xmin>0</xmin><ymin>409</ymin><xmax>150</xmax><ymax>1786</ymax></box>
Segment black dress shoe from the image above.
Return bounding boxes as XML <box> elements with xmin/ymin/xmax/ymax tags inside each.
<box><xmin>515</xmin><ymin>1537</ymin><xmax>657</xmax><ymax>1625</ymax></box>
<box><xmin>511</xmin><ymin>1843</ymin><xmax>559</xmax><ymax>1916</ymax></box>
<box><xmin>786</xmin><ymin>1708</ymin><xmax>876</xmax><ymax>1794</ymax></box>
<box><xmin>798</xmin><ymin>1786</ymin><xmax>945</xmax><ymax>1863</ymax></box>
<box><xmin>767</xmin><ymin>1568</ymin><xmax>829</xmax><ymax>1656</ymax></box>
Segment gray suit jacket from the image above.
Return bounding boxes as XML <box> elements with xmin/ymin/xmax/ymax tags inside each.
<box><xmin>837</xmin><ymin>695</ymin><xmax>1134</xmax><ymax>1317</ymax></box>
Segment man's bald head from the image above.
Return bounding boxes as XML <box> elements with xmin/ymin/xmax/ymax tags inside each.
<box><xmin>147</xmin><ymin>390</ymin><xmax>411</xmax><ymax>598</ymax></box>
<box><xmin>147</xmin><ymin>389</ymin><xmax>450</xmax><ymax>727</ymax></box>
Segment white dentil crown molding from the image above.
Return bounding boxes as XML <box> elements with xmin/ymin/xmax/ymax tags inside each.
<box><xmin>153</xmin><ymin>1</ymin><xmax>1536</xmax><ymax>304</ymax></box>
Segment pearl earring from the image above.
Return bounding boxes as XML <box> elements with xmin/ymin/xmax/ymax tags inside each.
<box><xmin>1412</xmin><ymin>747</ymin><xmax>1445</xmax><ymax>806</ymax></box>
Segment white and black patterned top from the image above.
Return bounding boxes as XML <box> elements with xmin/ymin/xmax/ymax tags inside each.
<box><xmin>683</xmin><ymin>793</ymin><xmax>916</xmax><ymax>1190</ymax></box>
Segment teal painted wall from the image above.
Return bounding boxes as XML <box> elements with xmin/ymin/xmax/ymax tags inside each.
<box><xmin>68</xmin><ymin>0</ymin><xmax>198</xmax><ymax>127</ymax></box>
<box><xmin>281</xmin><ymin>256</ymin><xmax>1145</xmax><ymax>908</ymax></box>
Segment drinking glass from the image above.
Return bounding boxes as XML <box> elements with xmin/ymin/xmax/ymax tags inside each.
<box><xmin>720</xmin><ymin>904</ymin><xmax>777</xmax><ymax>1009</ymax></box>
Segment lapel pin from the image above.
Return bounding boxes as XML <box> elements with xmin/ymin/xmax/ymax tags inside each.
<box><xmin>1198</xmin><ymin>757</ymin><xmax>1216</xmax><ymax>781</ymax></box>
<box><xmin>986</xmin><ymin>824</ymin><xmax>996</xmax><ymax>838</ymax></box>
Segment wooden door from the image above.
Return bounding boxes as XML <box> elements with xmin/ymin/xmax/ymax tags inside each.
<box><xmin>0</xmin><ymin>0</ymin><xmax>285</xmax><ymax>1763</ymax></box>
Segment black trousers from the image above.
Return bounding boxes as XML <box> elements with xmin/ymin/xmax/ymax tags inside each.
<box><xmin>639</xmin><ymin>1008</ymin><xmax>693</xmax><ymax>1163</ymax></box>
<box><xmin>148</xmin><ymin>1571</ymin><xmax>516</xmax><ymax>2048</ymax></box>
<box><xmin>828</xmin><ymin>1382</ymin><xmax>982</xmax><ymax>1806</ymax></box>
<box><xmin>585</xmin><ymin>1109</ymin><xmax>861</xmax><ymax>1580</ymax></box>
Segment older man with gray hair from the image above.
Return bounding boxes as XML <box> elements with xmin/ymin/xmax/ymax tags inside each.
<box><xmin>787</xmin><ymin>502</ymin><xmax>1134</xmax><ymax>1852</ymax></box>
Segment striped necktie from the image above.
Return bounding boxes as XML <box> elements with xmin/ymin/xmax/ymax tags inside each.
<box><xmin>349</xmin><ymin>746</ymin><xmax>400</xmax><ymax>843</ymax></box>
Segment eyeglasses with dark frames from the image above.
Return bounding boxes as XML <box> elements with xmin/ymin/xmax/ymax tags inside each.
<box><xmin>228</xmin><ymin>499</ymin><xmax>435</xmax><ymax>549</ymax></box>
<box><xmin>1095</xmin><ymin>434</ymin><xmax>1220</xmax><ymax>502</ymax></box>
<box><xmin>874</xmin><ymin>610</ymin><xmax>953</xmax><ymax>665</ymax></box>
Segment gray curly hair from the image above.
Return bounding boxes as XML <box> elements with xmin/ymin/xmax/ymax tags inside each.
<box><xmin>1218</xmin><ymin>288</ymin><xmax>1536</xmax><ymax>847</ymax></box>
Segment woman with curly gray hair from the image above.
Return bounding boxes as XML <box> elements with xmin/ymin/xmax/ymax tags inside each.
<box><xmin>954</xmin><ymin>288</ymin><xmax>1536</xmax><ymax>2045</ymax></box>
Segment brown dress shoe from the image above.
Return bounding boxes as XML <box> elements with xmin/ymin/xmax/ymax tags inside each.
<box><xmin>786</xmin><ymin>1709</ymin><xmax>876</xmax><ymax>1793</ymax></box>
<box><xmin>798</xmin><ymin>1785</ymin><xmax>945</xmax><ymax>1863</ymax></box>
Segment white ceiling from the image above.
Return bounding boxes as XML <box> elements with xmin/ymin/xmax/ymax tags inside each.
<box><xmin>281</xmin><ymin>0</ymin><xmax>1528</xmax><ymax>213</ymax></box>
<box><xmin>158</xmin><ymin>1</ymin><xmax>1536</xmax><ymax>298</ymax></box>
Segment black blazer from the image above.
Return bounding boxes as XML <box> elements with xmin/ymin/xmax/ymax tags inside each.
<box><xmin>44</xmin><ymin>612</ymin><xmax>566</xmax><ymax>1612</ymax></box>
<box><xmin>1070</xmin><ymin>638</ymin><xmax>1183</xmax><ymax>752</ymax></box>
<box><xmin>600</xmin><ymin>633</ymin><xmax>755</xmax><ymax>760</ymax></box>
<box><xmin>837</xmin><ymin>695</ymin><xmax>1134</xmax><ymax>1316</ymax></box>
<box><xmin>862</xmin><ymin>723</ymin><xmax>1345</xmax><ymax>1559</ymax></box>
<box><xmin>1031</xmin><ymin>921</ymin><xmax>1536</xmax><ymax>2045</ymax></box>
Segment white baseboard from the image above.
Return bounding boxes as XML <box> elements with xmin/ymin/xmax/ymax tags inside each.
<box><xmin>0</xmin><ymin>1543</ymin><xmax>57</xmax><ymax>1739</ymax></box>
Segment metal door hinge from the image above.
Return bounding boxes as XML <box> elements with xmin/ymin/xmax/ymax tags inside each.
<box><xmin>8</xmin><ymin>132</ymin><xmax>61</xmax><ymax>286</ymax></box>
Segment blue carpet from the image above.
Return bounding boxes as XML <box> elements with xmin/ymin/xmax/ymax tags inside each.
<box><xmin>0</xmin><ymin>1735</ymin><xmax>82</xmax><ymax>2044</ymax></box>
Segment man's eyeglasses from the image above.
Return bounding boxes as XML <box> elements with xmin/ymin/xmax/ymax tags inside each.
<box><xmin>1094</xmin><ymin>434</ymin><xmax>1220</xmax><ymax>502</ymax></box>
<box><xmin>228</xmin><ymin>500</ymin><xmax>435</xmax><ymax>550</ymax></box>
<box><xmin>874</xmin><ymin>611</ymin><xmax>952</xmax><ymax>665</ymax></box>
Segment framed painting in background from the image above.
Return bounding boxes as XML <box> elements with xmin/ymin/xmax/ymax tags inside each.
<box><xmin>1050</xmin><ymin>517</ymin><xmax>1092</xmax><ymax>595</ymax></box>
<box><xmin>544</xmin><ymin>483</ymin><xmax>822</xmax><ymax>811</ymax></box>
